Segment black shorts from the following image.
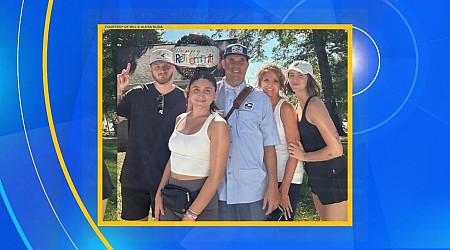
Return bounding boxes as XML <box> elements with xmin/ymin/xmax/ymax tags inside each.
<box><xmin>121</xmin><ymin>187</ymin><xmax>156</xmax><ymax>220</ymax></box>
<box><xmin>305</xmin><ymin>156</ymin><xmax>348</xmax><ymax>205</ymax></box>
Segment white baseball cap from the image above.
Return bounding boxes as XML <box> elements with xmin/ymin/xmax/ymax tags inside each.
<box><xmin>149</xmin><ymin>49</ymin><xmax>174</xmax><ymax>65</ymax></box>
<box><xmin>288</xmin><ymin>60</ymin><xmax>313</xmax><ymax>75</ymax></box>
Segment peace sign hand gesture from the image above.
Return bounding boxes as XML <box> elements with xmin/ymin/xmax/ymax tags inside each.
<box><xmin>117</xmin><ymin>63</ymin><xmax>131</xmax><ymax>98</ymax></box>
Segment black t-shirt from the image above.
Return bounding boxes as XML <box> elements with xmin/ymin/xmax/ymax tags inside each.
<box><xmin>117</xmin><ymin>83</ymin><xmax>185</xmax><ymax>192</ymax></box>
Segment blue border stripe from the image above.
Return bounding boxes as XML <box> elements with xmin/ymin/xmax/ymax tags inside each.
<box><xmin>0</xmin><ymin>180</ymin><xmax>33</xmax><ymax>250</ymax></box>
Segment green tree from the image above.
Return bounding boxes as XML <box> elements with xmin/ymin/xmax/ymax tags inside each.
<box><xmin>102</xmin><ymin>29</ymin><xmax>164</xmax><ymax>128</ymax></box>
<box><xmin>212</xmin><ymin>29</ymin><xmax>348</xmax><ymax>136</ymax></box>
<box><xmin>312</xmin><ymin>29</ymin><xmax>347</xmax><ymax>136</ymax></box>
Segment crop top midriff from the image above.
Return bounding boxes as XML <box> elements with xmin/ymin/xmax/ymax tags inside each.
<box><xmin>168</xmin><ymin>112</ymin><xmax>218</xmax><ymax>177</ymax></box>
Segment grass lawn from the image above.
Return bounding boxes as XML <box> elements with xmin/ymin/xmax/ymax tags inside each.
<box><xmin>294</xmin><ymin>175</ymin><xmax>319</xmax><ymax>221</ymax></box>
<box><xmin>103</xmin><ymin>140</ymin><xmax>120</xmax><ymax>221</ymax></box>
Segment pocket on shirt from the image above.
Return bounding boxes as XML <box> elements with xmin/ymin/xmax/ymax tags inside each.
<box><xmin>236</xmin><ymin>108</ymin><xmax>261</xmax><ymax>133</ymax></box>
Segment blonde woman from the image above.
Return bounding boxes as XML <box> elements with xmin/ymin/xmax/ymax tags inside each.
<box><xmin>257</xmin><ymin>63</ymin><xmax>305</xmax><ymax>220</ymax></box>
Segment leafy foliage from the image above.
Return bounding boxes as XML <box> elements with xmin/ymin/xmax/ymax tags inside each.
<box><xmin>212</xmin><ymin>29</ymin><xmax>348</xmax><ymax>135</ymax></box>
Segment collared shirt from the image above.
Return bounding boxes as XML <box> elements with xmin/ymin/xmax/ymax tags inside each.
<box><xmin>223</xmin><ymin>81</ymin><xmax>242</xmax><ymax>113</ymax></box>
<box><xmin>216</xmin><ymin>77</ymin><xmax>280</xmax><ymax>204</ymax></box>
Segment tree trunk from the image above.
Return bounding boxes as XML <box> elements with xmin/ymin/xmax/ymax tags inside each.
<box><xmin>312</xmin><ymin>30</ymin><xmax>346</xmax><ymax>136</ymax></box>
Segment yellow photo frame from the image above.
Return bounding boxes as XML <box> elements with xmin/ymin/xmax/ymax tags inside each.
<box><xmin>98</xmin><ymin>24</ymin><xmax>352</xmax><ymax>227</ymax></box>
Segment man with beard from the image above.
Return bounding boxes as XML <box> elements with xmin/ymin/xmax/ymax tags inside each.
<box><xmin>116</xmin><ymin>49</ymin><xmax>186</xmax><ymax>221</ymax></box>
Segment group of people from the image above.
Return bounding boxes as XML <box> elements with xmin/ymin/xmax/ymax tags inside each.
<box><xmin>114</xmin><ymin>43</ymin><xmax>347</xmax><ymax>222</ymax></box>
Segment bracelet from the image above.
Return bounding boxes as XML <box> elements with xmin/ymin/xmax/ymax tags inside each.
<box><xmin>188</xmin><ymin>208</ymin><xmax>200</xmax><ymax>216</ymax></box>
<box><xmin>184</xmin><ymin>210</ymin><xmax>197</xmax><ymax>220</ymax></box>
<box><xmin>280</xmin><ymin>192</ymin><xmax>289</xmax><ymax>198</ymax></box>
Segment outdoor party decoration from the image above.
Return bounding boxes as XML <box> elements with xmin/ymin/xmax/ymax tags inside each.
<box><xmin>173</xmin><ymin>33</ymin><xmax>219</xmax><ymax>78</ymax></box>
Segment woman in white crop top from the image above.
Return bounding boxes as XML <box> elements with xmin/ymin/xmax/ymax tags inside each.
<box><xmin>155</xmin><ymin>71</ymin><xmax>230</xmax><ymax>221</ymax></box>
<box><xmin>257</xmin><ymin>63</ymin><xmax>304</xmax><ymax>221</ymax></box>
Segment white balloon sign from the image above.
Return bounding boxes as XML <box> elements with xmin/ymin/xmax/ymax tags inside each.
<box><xmin>173</xmin><ymin>46</ymin><xmax>219</xmax><ymax>68</ymax></box>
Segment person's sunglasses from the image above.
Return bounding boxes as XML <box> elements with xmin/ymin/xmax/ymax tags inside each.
<box><xmin>156</xmin><ymin>94</ymin><xmax>164</xmax><ymax>115</ymax></box>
